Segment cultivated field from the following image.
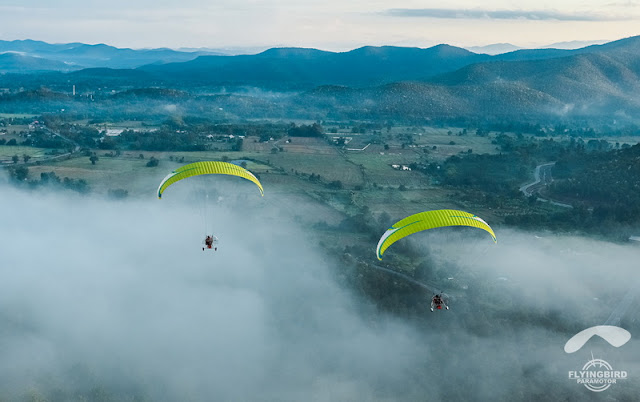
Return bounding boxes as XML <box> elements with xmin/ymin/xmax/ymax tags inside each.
<box><xmin>6</xmin><ymin>125</ymin><xmax>537</xmax><ymax>232</ymax></box>
<box><xmin>0</xmin><ymin>146</ymin><xmax>59</xmax><ymax>164</ymax></box>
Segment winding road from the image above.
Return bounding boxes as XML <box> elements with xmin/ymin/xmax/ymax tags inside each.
<box><xmin>520</xmin><ymin>162</ymin><xmax>572</xmax><ymax>208</ymax></box>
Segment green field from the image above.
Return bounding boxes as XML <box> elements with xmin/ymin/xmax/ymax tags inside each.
<box><xmin>345</xmin><ymin>149</ymin><xmax>424</xmax><ymax>188</ymax></box>
<box><xmin>0</xmin><ymin>146</ymin><xmax>58</xmax><ymax>163</ymax></box>
<box><xmin>16</xmin><ymin>131</ymin><xmax>490</xmax><ymax>217</ymax></box>
<box><xmin>0</xmin><ymin>113</ymin><xmax>38</xmax><ymax>119</ymax></box>
<box><xmin>13</xmin><ymin>123</ymin><xmax>578</xmax><ymax>233</ymax></box>
<box><xmin>30</xmin><ymin>155</ymin><xmax>161</xmax><ymax>194</ymax></box>
<box><xmin>0</xmin><ymin>124</ymin><xmax>30</xmax><ymax>137</ymax></box>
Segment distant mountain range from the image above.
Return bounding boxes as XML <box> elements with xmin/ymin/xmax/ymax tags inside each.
<box><xmin>297</xmin><ymin>36</ymin><xmax>640</xmax><ymax>121</ymax></box>
<box><xmin>0</xmin><ymin>37</ymin><xmax>629</xmax><ymax>84</ymax></box>
<box><xmin>464</xmin><ymin>40</ymin><xmax>608</xmax><ymax>55</ymax></box>
<box><xmin>135</xmin><ymin>36</ymin><xmax>640</xmax><ymax>90</ymax></box>
<box><xmin>1</xmin><ymin>36</ymin><xmax>639</xmax><ymax>123</ymax></box>
<box><xmin>138</xmin><ymin>44</ymin><xmax>496</xmax><ymax>88</ymax></box>
<box><xmin>0</xmin><ymin>52</ymin><xmax>74</xmax><ymax>73</ymax></box>
<box><xmin>0</xmin><ymin>39</ymin><xmax>224</xmax><ymax>71</ymax></box>
<box><xmin>464</xmin><ymin>43</ymin><xmax>523</xmax><ymax>55</ymax></box>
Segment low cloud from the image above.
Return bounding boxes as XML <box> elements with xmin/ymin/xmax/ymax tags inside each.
<box><xmin>1</xmin><ymin>182</ymin><xmax>639</xmax><ymax>400</ymax></box>
<box><xmin>383</xmin><ymin>8</ymin><xmax>630</xmax><ymax>21</ymax></box>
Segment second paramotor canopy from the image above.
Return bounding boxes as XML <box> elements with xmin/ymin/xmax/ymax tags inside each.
<box><xmin>157</xmin><ymin>161</ymin><xmax>264</xmax><ymax>198</ymax></box>
<box><xmin>376</xmin><ymin>209</ymin><xmax>496</xmax><ymax>260</ymax></box>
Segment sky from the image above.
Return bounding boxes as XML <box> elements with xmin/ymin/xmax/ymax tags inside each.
<box><xmin>0</xmin><ymin>0</ymin><xmax>639</xmax><ymax>51</ymax></box>
<box><xmin>1</xmin><ymin>178</ymin><xmax>640</xmax><ymax>399</ymax></box>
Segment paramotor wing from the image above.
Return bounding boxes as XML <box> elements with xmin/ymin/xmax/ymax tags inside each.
<box><xmin>157</xmin><ymin>161</ymin><xmax>264</xmax><ymax>198</ymax></box>
<box><xmin>375</xmin><ymin>209</ymin><xmax>496</xmax><ymax>260</ymax></box>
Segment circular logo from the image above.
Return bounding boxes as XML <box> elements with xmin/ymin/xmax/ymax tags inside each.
<box><xmin>582</xmin><ymin>359</ymin><xmax>613</xmax><ymax>392</ymax></box>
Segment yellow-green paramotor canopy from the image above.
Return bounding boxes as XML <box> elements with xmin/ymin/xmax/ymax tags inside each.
<box><xmin>157</xmin><ymin>161</ymin><xmax>264</xmax><ymax>198</ymax></box>
<box><xmin>376</xmin><ymin>209</ymin><xmax>496</xmax><ymax>260</ymax></box>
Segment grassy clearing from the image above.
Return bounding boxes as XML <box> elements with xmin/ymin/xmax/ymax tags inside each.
<box><xmin>1</xmin><ymin>124</ymin><xmax>30</xmax><ymax>136</ymax></box>
<box><xmin>356</xmin><ymin>187</ymin><xmax>462</xmax><ymax>220</ymax></box>
<box><xmin>0</xmin><ymin>146</ymin><xmax>56</xmax><ymax>163</ymax></box>
<box><xmin>30</xmin><ymin>155</ymin><xmax>167</xmax><ymax>195</ymax></box>
<box><xmin>31</xmin><ymin>152</ymin><xmax>273</xmax><ymax>196</ymax></box>
<box><xmin>266</xmin><ymin>152</ymin><xmax>363</xmax><ymax>186</ymax></box>
<box><xmin>30</xmin><ymin>150</ymin><xmax>339</xmax><ymax>197</ymax></box>
<box><xmin>0</xmin><ymin>113</ymin><xmax>37</xmax><ymax>119</ymax></box>
<box><xmin>262</xmin><ymin>189</ymin><xmax>346</xmax><ymax>226</ymax></box>
<box><xmin>544</xmin><ymin>135</ymin><xmax>640</xmax><ymax>147</ymax></box>
<box><xmin>345</xmin><ymin>149</ymin><xmax>425</xmax><ymax>188</ymax></box>
<box><xmin>280</xmin><ymin>138</ymin><xmax>338</xmax><ymax>155</ymax></box>
<box><xmin>413</xmin><ymin>134</ymin><xmax>499</xmax><ymax>160</ymax></box>
<box><xmin>16</xmin><ymin>124</ymin><xmax>554</xmax><ymax>229</ymax></box>
<box><xmin>88</xmin><ymin>120</ymin><xmax>160</xmax><ymax>130</ymax></box>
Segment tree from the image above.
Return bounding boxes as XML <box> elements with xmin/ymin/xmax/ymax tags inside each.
<box><xmin>62</xmin><ymin>177</ymin><xmax>90</xmax><ymax>193</ymax></box>
<box><xmin>12</xmin><ymin>154</ymin><xmax>19</xmax><ymax>164</ymax></box>
<box><xmin>108</xmin><ymin>189</ymin><xmax>129</xmax><ymax>199</ymax></box>
<box><xmin>23</xmin><ymin>154</ymin><xmax>31</xmax><ymax>163</ymax></box>
<box><xmin>146</xmin><ymin>156</ymin><xmax>159</xmax><ymax>167</ymax></box>
<box><xmin>288</xmin><ymin>123</ymin><xmax>323</xmax><ymax>138</ymax></box>
<box><xmin>231</xmin><ymin>138</ymin><xmax>243</xmax><ymax>151</ymax></box>
<box><xmin>75</xmin><ymin>179</ymin><xmax>90</xmax><ymax>194</ymax></box>
<box><xmin>40</xmin><ymin>171</ymin><xmax>60</xmax><ymax>185</ymax></box>
<box><xmin>9</xmin><ymin>165</ymin><xmax>28</xmax><ymax>181</ymax></box>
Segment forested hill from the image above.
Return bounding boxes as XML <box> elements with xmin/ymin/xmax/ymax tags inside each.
<box><xmin>296</xmin><ymin>37</ymin><xmax>640</xmax><ymax>123</ymax></box>
<box><xmin>499</xmin><ymin>142</ymin><xmax>640</xmax><ymax>237</ymax></box>
<box><xmin>0</xmin><ymin>52</ymin><xmax>76</xmax><ymax>73</ymax></box>
<box><xmin>550</xmin><ymin>143</ymin><xmax>640</xmax><ymax>218</ymax></box>
<box><xmin>137</xmin><ymin>35</ymin><xmax>640</xmax><ymax>89</ymax></box>
<box><xmin>0</xmin><ymin>39</ymin><xmax>222</xmax><ymax>70</ymax></box>
<box><xmin>137</xmin><ymin>44</ymin><xmax>492</xmax><ymax>87</ymax></box>
<box><xmin>2</xmin><ymin>36</ymin><xmax>640</xmax><ymax>124</ymax></box>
